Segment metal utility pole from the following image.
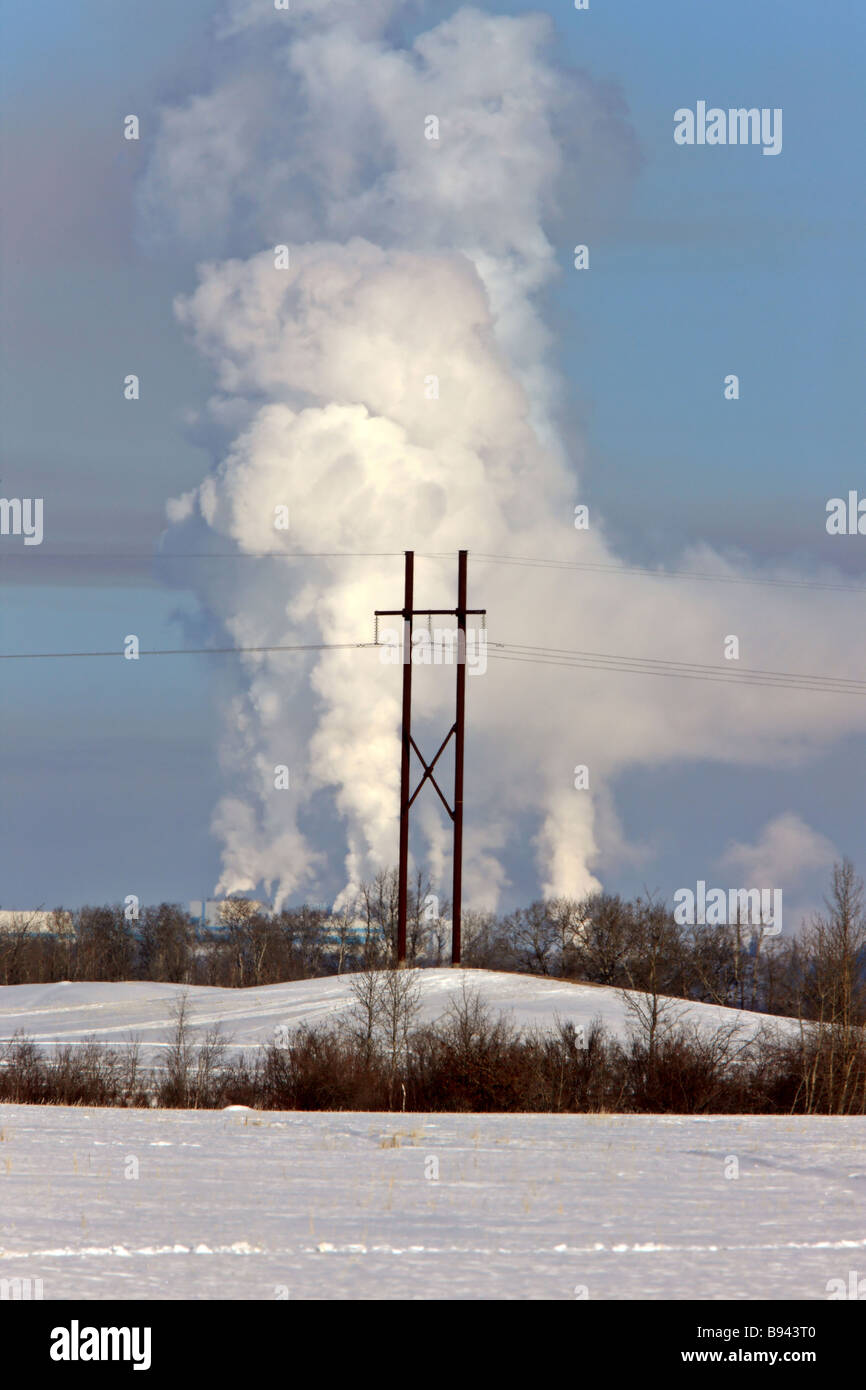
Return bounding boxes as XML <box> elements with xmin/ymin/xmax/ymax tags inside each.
<box><xmin>397</xmin><ymin>551</ymin><xmax>414</xmax><ymax>970</ymax></box>
<box><xmin>452</xmin><ymin>550</ymin><xmax>467</xmax><ymax>967</ymax></box>
<box><xmin>375</xmin><ymin>550</ymin><xmax>485</xmax><ymax>966</ymax></box>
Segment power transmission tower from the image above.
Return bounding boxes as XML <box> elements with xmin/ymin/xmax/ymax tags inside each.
<box><xmin>374</xmin><ymin>550</ymin><xmax>486</xmax><ymax>965</ymax></box>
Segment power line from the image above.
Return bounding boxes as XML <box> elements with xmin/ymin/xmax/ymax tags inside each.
<box><xmin>0</xmin><ymin>641</ymin><xmax>376</xmax><ymax>661</ymax></box>
<box><xmin>498</xmin><ymin>641</ymin><xmax>866</xmax><ymax>689</ymax></box>
<box><xmin>15</xmin><ymin>546</ymin><xmax>864</xmax><ymax>597</ymax></box>
<box><xmin>490</xmin><ymin>651</ymin><xmax>866</xmax><ymax>695</ymax></box>
<box><xmin>6</xmin><ymin>550</ymin><xmax>404</xmax><ymax>561</ymax></box>
<box><xmin>472</xmin><ymin>553</ymin><xmax>866</xmax><ymax>596</ymax></box>
<box><xmin>490</xmin><ymin>642</ymin><xmax>866</xmax><ymax>696</ymax></box>
<box><xmin>3</xmin><ymin>633</ymin><xmax>862</xmax><ymax>698</ymax></box>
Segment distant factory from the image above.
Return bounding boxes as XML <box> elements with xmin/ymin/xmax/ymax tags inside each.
<box><xmin>188</xmin><ymin>899</ymin><xmax>272</xmax><ymax>928</ymax></box>
<box><xmin>0</xmin><ymin>910</ymin><xmax>73</xmax><ymax>935</ymax></box>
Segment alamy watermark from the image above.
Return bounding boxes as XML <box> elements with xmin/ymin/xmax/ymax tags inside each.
<box><xmin>0</xmin><ymin>496</ymin><xmax>43</xmax><ymax>545</ymax></box>
<box><xmin>826</xmin><ymin>1270</ymin><xmax>866</xmax><ymax>1299</ymax></box>
<box><xmin>673</xmin><ymin>880</ymin><xmax>782</xmax><ymax>936</ymax></box>
<box><xmin>50</xmin><ymin>1321</ymin><xmax>151</xmax><ymax>1370</ymax></box>
<box><xmin>378</xmin><ymin>626</ymin><xmax>487</xmax><ymax>676</ymax></box>
<box><xmin>674</xmin><ymin>103</ymin><xmax>782</xmax><ymax>157</ymax></box>
<box><xmin>1</xmin><ymin>1277</ymin><xmax>43</xmax><ymax>1300</ymax></box>
<box><xmin>826</xmin><ymin>492</ymin><xmax>866</xmax><ymax>535</ymax></box>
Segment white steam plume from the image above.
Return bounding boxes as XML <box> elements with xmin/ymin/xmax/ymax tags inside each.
<box><xmin>143</xmin><ymin>3</ymin><xmax>866</xmax><ymax>909</ymax></box>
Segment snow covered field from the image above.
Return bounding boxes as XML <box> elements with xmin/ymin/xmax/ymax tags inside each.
<box><xmin>1</xmin><ymin>1106</ymin><xmax>864</xmax><ymax>1300</ymax></box>
<box><xmin>0</xmin><ymin>969</ymin><xmax>796</xmax><ymax>1059</ymax></box>
<box><xmin>1</xmin><ymin>973</ymin><xmax>842</xmax><ymax>1301</ymax></box>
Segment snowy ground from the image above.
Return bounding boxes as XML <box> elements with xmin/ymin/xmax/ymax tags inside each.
<box><xmin>1</xmin><ymin>973</ymin><xmax>833</xmax><ymax>1301</ymax></box>
<box><xmin>1</xmin><ymin>1106</ymin><xmax>863</xmax><ymax>1299</ymax></box>
<box><xmin>0</xmin><ymin>969</ymin><xmax>796</xmax><ymax>1059</ymax></box>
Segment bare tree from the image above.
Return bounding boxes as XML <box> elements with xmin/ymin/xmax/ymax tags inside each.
<box><xmin>460</xmin><ymin>909</ymin><xmax>511</xmax><ymax>969</ymax></box>
<box><xmin>73</xmin><ymin>905</ymin><xmax>135</xmax><ymax>981</ymax></box>
<box><xmin>138</xmin><ymin>904</ymin><xmax>194</xmax><ymax>983</ymax></box>
<box><xmin>162</xmin><ymin>991</ymin><xmax>228</xmax><ymax>1108</ymax></box>
<box><xmin>358</xmin><ymin>871</ymin><xmax>398</xmax><ymax>966</ymax></box>
<box><xmin>567</xmin><ymin>893</ymin><xmax>635</xmax><ymax>985</ymax></box>
<box><xmin>328</xmin><ymin>900</ymin><xmax>357</xmax><ymax>975</ymax></box>
<box><xmin>0</xmin><ymin>910</ymin><xmax>42</xmax><ymax>985</ymax></box>
<box><xmin>406</xmin><ymin>869</ymin><xmax>438</xmax><ymax>965</ymax></box>
<box><xmin>378</xmin><ymin>967</ymin><xmax>422</xmax><ymax>1075</ymax></box>
<box><xmin>621</xmin><ymin>894</ymin><xmax>686</xmax><ymax>1063</ymax></box>
<box><xmin>163</xmin><ymin>992</ymin><xmax>195</xmax><ymax>1106</ymax></box>
<box><xmin>797</xmin><ymin>859</ymin><xmax>866</xmax><ymax>1113</ymax></box>
<box><xmin>347</xmin><ymin>964</ymin><xmax>421</xmax><ymax>1095</ymax></box>
<box><xmin>621</xmin><ymin>986</ymin><xmax>684</xmax><ymax>1065</ymax></box>
<box><xmin>506</xmin><ymin>901</ymin><xmax>561</xmax><ymax>975</ymax></box>
<box><xmin>219</xmin><ymin>898</ymin><xmax>271</xmax><ymax>987</ymax></box>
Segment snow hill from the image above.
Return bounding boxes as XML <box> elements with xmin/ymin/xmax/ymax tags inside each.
<box><xmin>0</xmin><ymin>969</ymin><xmax>796</xmax><ymax>1055</ymax></box>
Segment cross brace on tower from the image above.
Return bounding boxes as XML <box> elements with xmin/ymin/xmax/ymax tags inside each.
<box><xmin>375</xmin><ymin>550</ymin><xmax>486</xmax><ymax>965</ymax></box>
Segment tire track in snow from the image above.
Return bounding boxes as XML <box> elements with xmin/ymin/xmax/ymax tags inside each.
<box><xmin>4</xmin><ymin>1236</ymin><xmax>866</xmax><ymax>1261</ymax></box>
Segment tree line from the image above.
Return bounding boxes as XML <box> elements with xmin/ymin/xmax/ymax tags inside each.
<box><xmin>1</xmin><ymin>860</ymin><xmax>865</xmax><ymax>1036</ymax></box>
<box><xmin>4</xmin><ymin>969</ymin><xmax>866</xmax><ymax>1115</ymax></box>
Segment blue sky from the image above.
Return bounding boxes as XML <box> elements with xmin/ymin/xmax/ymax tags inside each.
<box><xmin>1</xmin><ymin>0</ymin><xmax>863</xmax><ymax>918</ymax></box>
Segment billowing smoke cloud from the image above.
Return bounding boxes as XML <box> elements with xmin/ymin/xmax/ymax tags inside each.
<box><xmin>142</xmin><ymin>2</ymin><xmax>866</xmax><ymax>910</ymax></box>
<box><xmin>217</xmin><ymin>0</ymin><xmax>413</xmax><ymax>42</ymax></box>
<box><xmin>719</xmin><ymin>814</ymin><xmax>837</xmax><ymax>890</ymax></box>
